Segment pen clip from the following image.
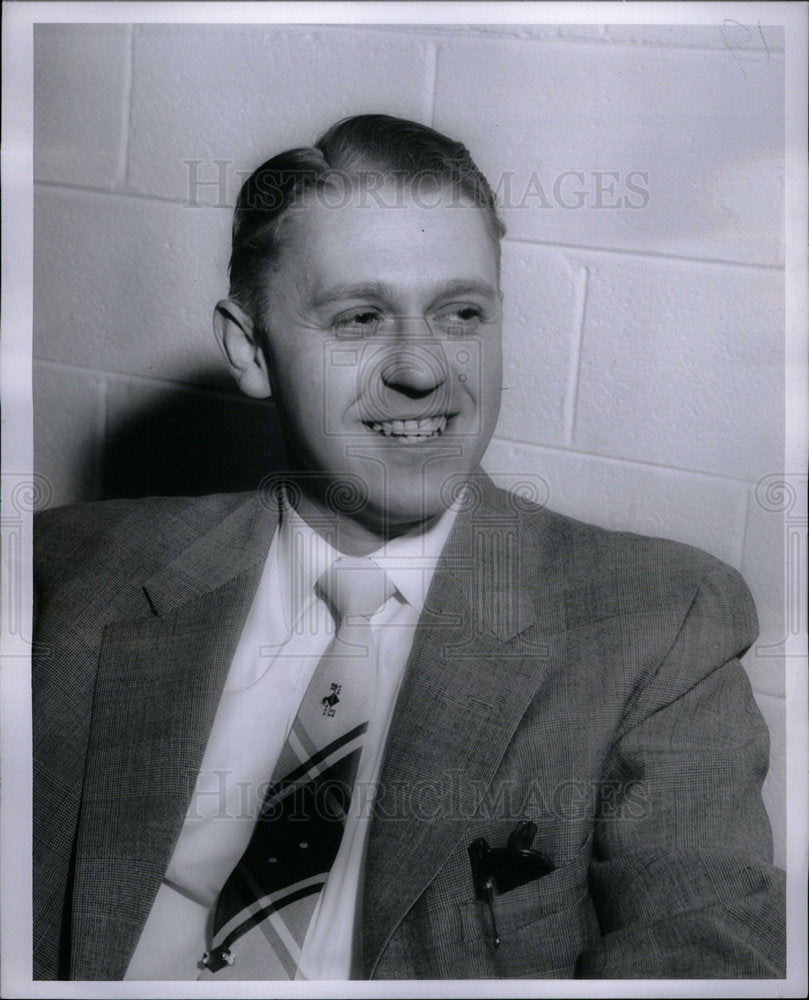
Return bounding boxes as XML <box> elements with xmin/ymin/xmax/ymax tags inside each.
<box><xmin>482</xmin><ymin>876</ymin><xmax>500</xmax><ymax>948</ymax></box>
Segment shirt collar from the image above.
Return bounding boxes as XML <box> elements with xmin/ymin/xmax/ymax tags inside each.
<box><xmin>276</xmin><ymin>493</ymin><xmax>462</xmax><ymax>624</ymax></box>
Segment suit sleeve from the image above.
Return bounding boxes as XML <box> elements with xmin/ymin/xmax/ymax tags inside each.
<box><xmin>576</xmin><ymin>564</ymin><xmax>786</xmax><ymax>978</ymax></box>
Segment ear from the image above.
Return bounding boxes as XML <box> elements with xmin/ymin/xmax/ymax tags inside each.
<box><xmin>213</xmin><ymin>299</ymin><xmax>271</xmax><ymax>398</ymax></box>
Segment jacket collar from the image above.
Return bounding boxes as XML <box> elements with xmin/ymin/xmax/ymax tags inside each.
<box><xmin>435</xmin><ymin>472</ymin><xmax>541</xmax><ymax>640</ymax></box>
<box><xmin>142</xmin><ymin>490</ymin><xmax>279</xmax><ymax>615</ymax></box>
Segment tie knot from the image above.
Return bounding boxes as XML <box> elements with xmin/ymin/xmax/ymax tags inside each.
<box><xmin>316</xmin><ymin>557</ymin><xmax>394</xmax><ymax>623</ymax></box>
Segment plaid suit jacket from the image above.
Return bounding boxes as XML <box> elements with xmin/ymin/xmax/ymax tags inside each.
<box><xmin>32</xmin><ymin>474</ymin><xmax>786</xmax><ymax>979</ymax></box>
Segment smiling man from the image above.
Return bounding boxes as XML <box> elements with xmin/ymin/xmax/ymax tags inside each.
<box><xmin>33</xmin><ymin>115</ymin><xmax>785</xmax><ymax>982</ymax></box>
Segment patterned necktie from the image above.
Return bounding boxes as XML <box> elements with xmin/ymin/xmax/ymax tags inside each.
<box><xmin>200</xmin><ymin>557</ymin><xmax>393</xmax><ymax>979</ymax></box>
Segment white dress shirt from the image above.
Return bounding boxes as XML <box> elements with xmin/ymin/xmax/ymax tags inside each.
<box><xmin>125</xmin><ymin>497</ymin><xmax>459</xmax><ymax>980</ymax></box>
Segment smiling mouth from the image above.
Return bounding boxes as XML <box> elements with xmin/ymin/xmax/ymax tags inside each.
<box><xmin>363</xmin><ymin>415</ymin><xmax>448</xmax><ymax>442</ymax></box>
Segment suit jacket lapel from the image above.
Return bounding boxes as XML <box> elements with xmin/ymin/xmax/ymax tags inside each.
<box><xmin>70</xmin><ymin>493</ymin><xmax>278</xmax><ymax>980</ymax></box>
<box><xmin>362</xmin><ymin>476</ymin><xmax>562</xmax><ymax>976</ymax></box>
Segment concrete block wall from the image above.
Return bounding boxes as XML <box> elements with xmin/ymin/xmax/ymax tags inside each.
<box><xmin>33</xmin><ymin>23</ymin><xmax>788</xmax><ymax>864</ymax></box>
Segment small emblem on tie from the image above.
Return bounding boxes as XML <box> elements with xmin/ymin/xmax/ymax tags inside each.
<box><xmin>322</xmin><ymin>682</ymin><xmax>341</xmax><ymax>716</ymax></box>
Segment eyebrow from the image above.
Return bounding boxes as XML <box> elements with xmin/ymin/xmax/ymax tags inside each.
<box><xmin>311</xmin><ymin>278</ymin><xmax>499</xmax><ymax>309</ymax></box>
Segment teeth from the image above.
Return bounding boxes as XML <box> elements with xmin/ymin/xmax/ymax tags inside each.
<box><xmin>365</xmin><ymin>415</ymin><xmax>448</xmax><ymax>440</ymax></box>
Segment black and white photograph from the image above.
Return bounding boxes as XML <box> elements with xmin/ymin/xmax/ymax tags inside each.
<box><xmin>1</xmin><ymin>1</ymin><xmax>806</xmax><ymax>995</ymax></box>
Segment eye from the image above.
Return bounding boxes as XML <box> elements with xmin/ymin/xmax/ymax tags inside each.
<box><xmin>433</xmin><ymin>305</ymin><xmax>483</xmax><ymax>337</ymax></box>
<box><xmin>333</xmin><ymin>310</ymin><xmax>381</xmax><ymax>339</ymax></box>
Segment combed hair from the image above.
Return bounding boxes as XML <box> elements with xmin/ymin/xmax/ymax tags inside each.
<box><xmin>228</xmin><ymin>114</ymin><xmax>506</xmax><ymax>323</ymax></box>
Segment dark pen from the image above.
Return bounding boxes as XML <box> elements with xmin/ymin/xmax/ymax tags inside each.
<box><xmin>468</xmin><ymin>820</ymin><xmax>555</xmax><ymax>948</ymax></box>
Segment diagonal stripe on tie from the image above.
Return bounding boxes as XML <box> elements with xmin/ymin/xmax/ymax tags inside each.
<box><xmin>266</xmin><ymin>722</ymin><xmax>367</xmax><ymax>807</ymax></box>
<box><xmin>214</xmin><ymin>879</ymin><xmax>324</xmax><ymax>955</ymax></box>
<box><xmin>213</xmin><ymin>874</ymin><xmax>325</xmax><ymax>945</ymax></box>
<box><xmin>287</xmin><ymin>715</ymin><xmax>320</xmax><ymax>764</ymax></box>
<box><xmin>209</xmin><ymin>891</ymin><xmax>315</xmax><ymax>981</ymax></box>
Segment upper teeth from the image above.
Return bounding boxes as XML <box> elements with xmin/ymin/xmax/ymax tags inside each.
<box><xmin>368</xmin><ymin>416</ymin><xmax>447</xmax><ymax>438</ymax></box>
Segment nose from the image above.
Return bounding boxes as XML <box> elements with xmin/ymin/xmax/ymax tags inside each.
<box><xmin>381</xmin><ymin>353</ymin><xmax>446</xmax><ymax>398</ymax></box>
<box><xmin>380</xmin><ymin>319</ymin><xmax>447</xmax><ymax>398</ymax></box>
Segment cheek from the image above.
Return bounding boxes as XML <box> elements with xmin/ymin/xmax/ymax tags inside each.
<box><xmin>271</xmin><ymin>345</ymin><xmax>321</xmax><ymax>404</ymax></box>
<box><xmin>273</xmin><ymin>356</ymin><xmax>357</xmax><ymax>445</ymax></box>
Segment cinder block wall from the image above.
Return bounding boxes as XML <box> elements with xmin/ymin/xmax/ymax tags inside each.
<box><xmin>33</xmin><ymin>23</ymin><xmax>787</xmax><ymax>863</ymax></box>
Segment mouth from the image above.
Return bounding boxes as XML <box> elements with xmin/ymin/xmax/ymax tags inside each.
<box><xmin>362</xmin><ymin>415</ymin><xmax>448</xmax><ymax>443</ymax></box>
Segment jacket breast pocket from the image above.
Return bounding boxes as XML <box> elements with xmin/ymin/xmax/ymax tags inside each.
<box><xmin>456</xmin><ymin>848</ymin><xmax>599</xmax><ymax>978</ymax></box>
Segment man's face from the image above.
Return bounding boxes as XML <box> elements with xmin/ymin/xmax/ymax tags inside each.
<box><xmin>259</xmin><ymin>183</ymin><xmax>503</xmax><ymax>536</ymax></box>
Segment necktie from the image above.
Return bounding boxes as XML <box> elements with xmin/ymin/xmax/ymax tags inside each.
<box><xmin>200</xmin><ymin>557</ymin><xmax>393</xmax><ymax>979</ymax></box>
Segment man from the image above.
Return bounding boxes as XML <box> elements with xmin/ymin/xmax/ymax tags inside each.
<box><xmin>33</xmin><ymin>115</ymin><xmax>785</xmax><ymax>980</ymax></box>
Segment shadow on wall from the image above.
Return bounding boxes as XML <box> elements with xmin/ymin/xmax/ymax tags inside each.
<box><xmin>98</xmin><ymin>373</ymin><xmax>284</xmax><ymax>500</ymax></box>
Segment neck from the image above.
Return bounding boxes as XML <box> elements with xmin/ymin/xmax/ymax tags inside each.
<box><xmin>290</xmin><ymin>492</ymin><xmax>440</xmax><ymax>556</ymax></box>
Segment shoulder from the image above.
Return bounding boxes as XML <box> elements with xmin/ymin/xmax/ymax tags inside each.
<box><xmin>486</xmin><ymin>483</ymin><xmax>757</xmax><ymax>647</ymax></box>
<box><xmin>487</xmin><ymin>481</ymin><xmax>735</xmax><ymax>576</ymax></box>
<box><xmin>35</xmin><ymin>491</ymin><xmax>251</xmax><ymax>559</ymax></box>
<box><xmin>34</xmin><ymin>491</ymin><xmax>254</xmax><ymax>613</ymax></box>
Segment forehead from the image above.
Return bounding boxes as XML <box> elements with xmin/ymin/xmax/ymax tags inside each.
<box><xmin>275</xmin><ymin>184</ymin><xmax>499</xmax><ymax>294</ymax></box>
